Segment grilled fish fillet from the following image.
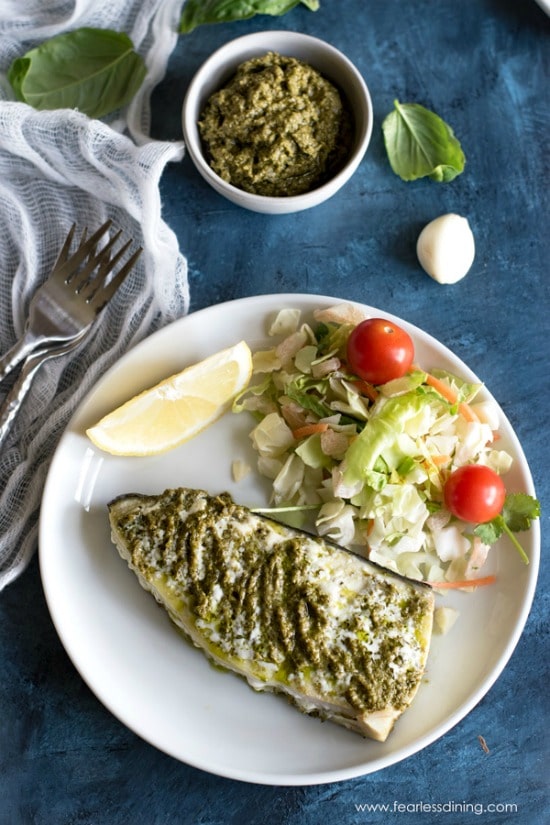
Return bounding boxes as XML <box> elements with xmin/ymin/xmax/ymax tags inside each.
<box><xmin>108</xmin><ymin>488</ymin><xmax>434</xmax><ymax>741</ymax></box>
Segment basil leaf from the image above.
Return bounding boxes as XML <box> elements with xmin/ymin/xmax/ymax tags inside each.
<box><xmin>8</xmin><ymin>28</ymin><xmax>146</xmax><ymax>119</ymax></box>
<box><xmin>382</xmin><ymin>99</ymin><xmax>466</xmax><ymax>182</ymax></box>
<box><xmin>180</xmin><ymin>0</ymin><xmax>319</xmax><ymax>34</ymax></box>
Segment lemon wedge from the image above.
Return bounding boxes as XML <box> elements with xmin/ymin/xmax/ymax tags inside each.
<box><xmin>86</xmin><ymin>340</ymin><xmax>252</xmax><ymax>456</ymax></box>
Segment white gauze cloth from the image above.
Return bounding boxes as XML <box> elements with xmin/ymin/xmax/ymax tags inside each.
<box><xmin>0</xmin><ymin>0</ymin><xmax>188</xmax><ymax>589</ymax></box>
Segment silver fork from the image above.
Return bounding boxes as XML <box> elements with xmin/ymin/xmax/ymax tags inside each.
<box><xmin>0</xmin><ymin>339</ymin><xmax>80</xmax><ymax>449</ymax></box>
<box><xmin>0</xmin><ymin>219</ymin><xmax>142</xmax><ymax>383</ymax></box>
<box><xmin>0</xmin><ymin>221</ymin><xmax>142</xmax><ymax>446</ymax></box>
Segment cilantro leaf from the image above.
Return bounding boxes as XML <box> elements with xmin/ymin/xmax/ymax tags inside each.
<box><xmin>285</xmin><ymin>381</ymin><xmax>333</xmax><ymax>419</ymax></box>
<box><xmin>502</xmin><ymin>493</ymin><xmax>541</xmax><ymax>532</ymax></box>
<box><xmin>474</xmin><ymin>519</ymin><xmax>504</xmax><ymax>546</ymax></box>
<box><xmin>474</xmin><ymin>492</ymin><xmax>540</xmax><ymax>565</ymax></box>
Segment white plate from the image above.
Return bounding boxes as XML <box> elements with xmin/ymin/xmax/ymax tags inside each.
<box><xmin>39</xmin><ymin>293</ymin><xmax>539</xmax><ymax>786</ymax></box>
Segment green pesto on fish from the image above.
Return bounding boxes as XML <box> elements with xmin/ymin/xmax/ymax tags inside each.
<box><xmin>108</xmin><ymin>487</ymin><xmax>434</xmax><ymax>741</ymax></box>
<box><xmin>198</xmin><ymin>52</ymin><xmax>354</xmax><ymax>197</ymax></box>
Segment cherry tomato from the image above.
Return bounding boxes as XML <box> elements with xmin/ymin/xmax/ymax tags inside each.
<box><xmin>444</xmin><ymin>465</ymin><xmax>506</xmax><ymax>523</ymax></box>
<box><xmin>346</xmin><ymin>318</ymin><xmax>415</xmax><ymax>385</ymax></box>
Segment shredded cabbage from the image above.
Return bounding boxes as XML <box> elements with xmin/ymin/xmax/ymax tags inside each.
<box><xmin>234</xmin><ymin>307</ymin><xmax>513</xmax><ymax>584</ymax></box>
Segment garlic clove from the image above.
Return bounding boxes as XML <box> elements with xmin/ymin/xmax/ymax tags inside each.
<box><xmin>417</xmin><ymin>213</ymin><xmax>475</xmax><ymax>284</ymax></box>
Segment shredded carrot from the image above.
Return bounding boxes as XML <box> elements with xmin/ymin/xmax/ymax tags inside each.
<box><xmin>352</xmin><ymin>379</ymin><xmax>379</xmax><ymax>402</ymax></box>
<box><xmin>478</xmin><ymin>735</ymin><xmax>490</xmax><ymax>754</ymax></box>
<box><xmin>431</xmin><ymin>454</ymin><xmax>451</xmax><ymax>467</ymax></box>
<box><xmin>428</xmin><ymin>575</ymin><xmax>497</xmax><ymax>589</ymax></box>
<box><xmin>425</xmin><ymin>373</ymin><xmax>479</xmax><ymax>422</ymax></box>
<box><xmin>458</xmin><ymin>401</ymin><xmax>480</xmax><ymax>423</ymax></box>
<box><xmin>425</xmin><ymin>372</ymin><xmax>457</xmax><ymax>403</ymax></box>
<box><xmin>292</xmin><ymin>422</ymin><xmax>329</xmax><ymax>440</ymax></box>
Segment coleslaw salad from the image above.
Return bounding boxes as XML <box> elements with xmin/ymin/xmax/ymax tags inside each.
<box><xmin>233</xmin><ymin>305</ymin><xmax>536</xmax><ymax>587</ymax></box>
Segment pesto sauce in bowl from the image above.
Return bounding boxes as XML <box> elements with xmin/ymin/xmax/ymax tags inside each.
<box><xmin>198</xmin><ymin>52</ymin><xmax>353</xmax><ymax>198</ymax></box>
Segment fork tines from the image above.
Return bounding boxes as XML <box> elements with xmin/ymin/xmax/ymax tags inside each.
<box><xmin>55</xmin><ymin>219</ymin><xmax>142</xmax><ymax>310</ymax></box>
<box><xmin>85</xmin><ymin>245</ymin><xmax>143</xmax><ymax>312</ymax></box>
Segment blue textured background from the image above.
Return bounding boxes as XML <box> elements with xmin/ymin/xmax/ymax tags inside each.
<box><xmin>1</xmin><ymin>0</ymin><xmax>549</xmax><ymax>822</ymax></box>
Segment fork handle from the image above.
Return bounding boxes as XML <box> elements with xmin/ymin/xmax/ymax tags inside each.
<box><xmin>0</xmin><ymin>331</ymin><xmax>45</xmax><ymax>385</ymax></box>
<box><xmin>0</xmin><ymin>347</ymin><xmax>60</xmax><ymax>450</ymax></box>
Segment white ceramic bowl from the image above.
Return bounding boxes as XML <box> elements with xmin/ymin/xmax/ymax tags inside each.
<box><xmin>181</xmin><ymin>31</ymin><xmax>373</xmax><ymax>214</ymax></box>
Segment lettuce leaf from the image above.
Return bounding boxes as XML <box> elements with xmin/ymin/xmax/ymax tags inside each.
<box><xmin>341</xmin><ymin>392</ymin><xmax>427</xmax><ymax>488</ymax></box>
